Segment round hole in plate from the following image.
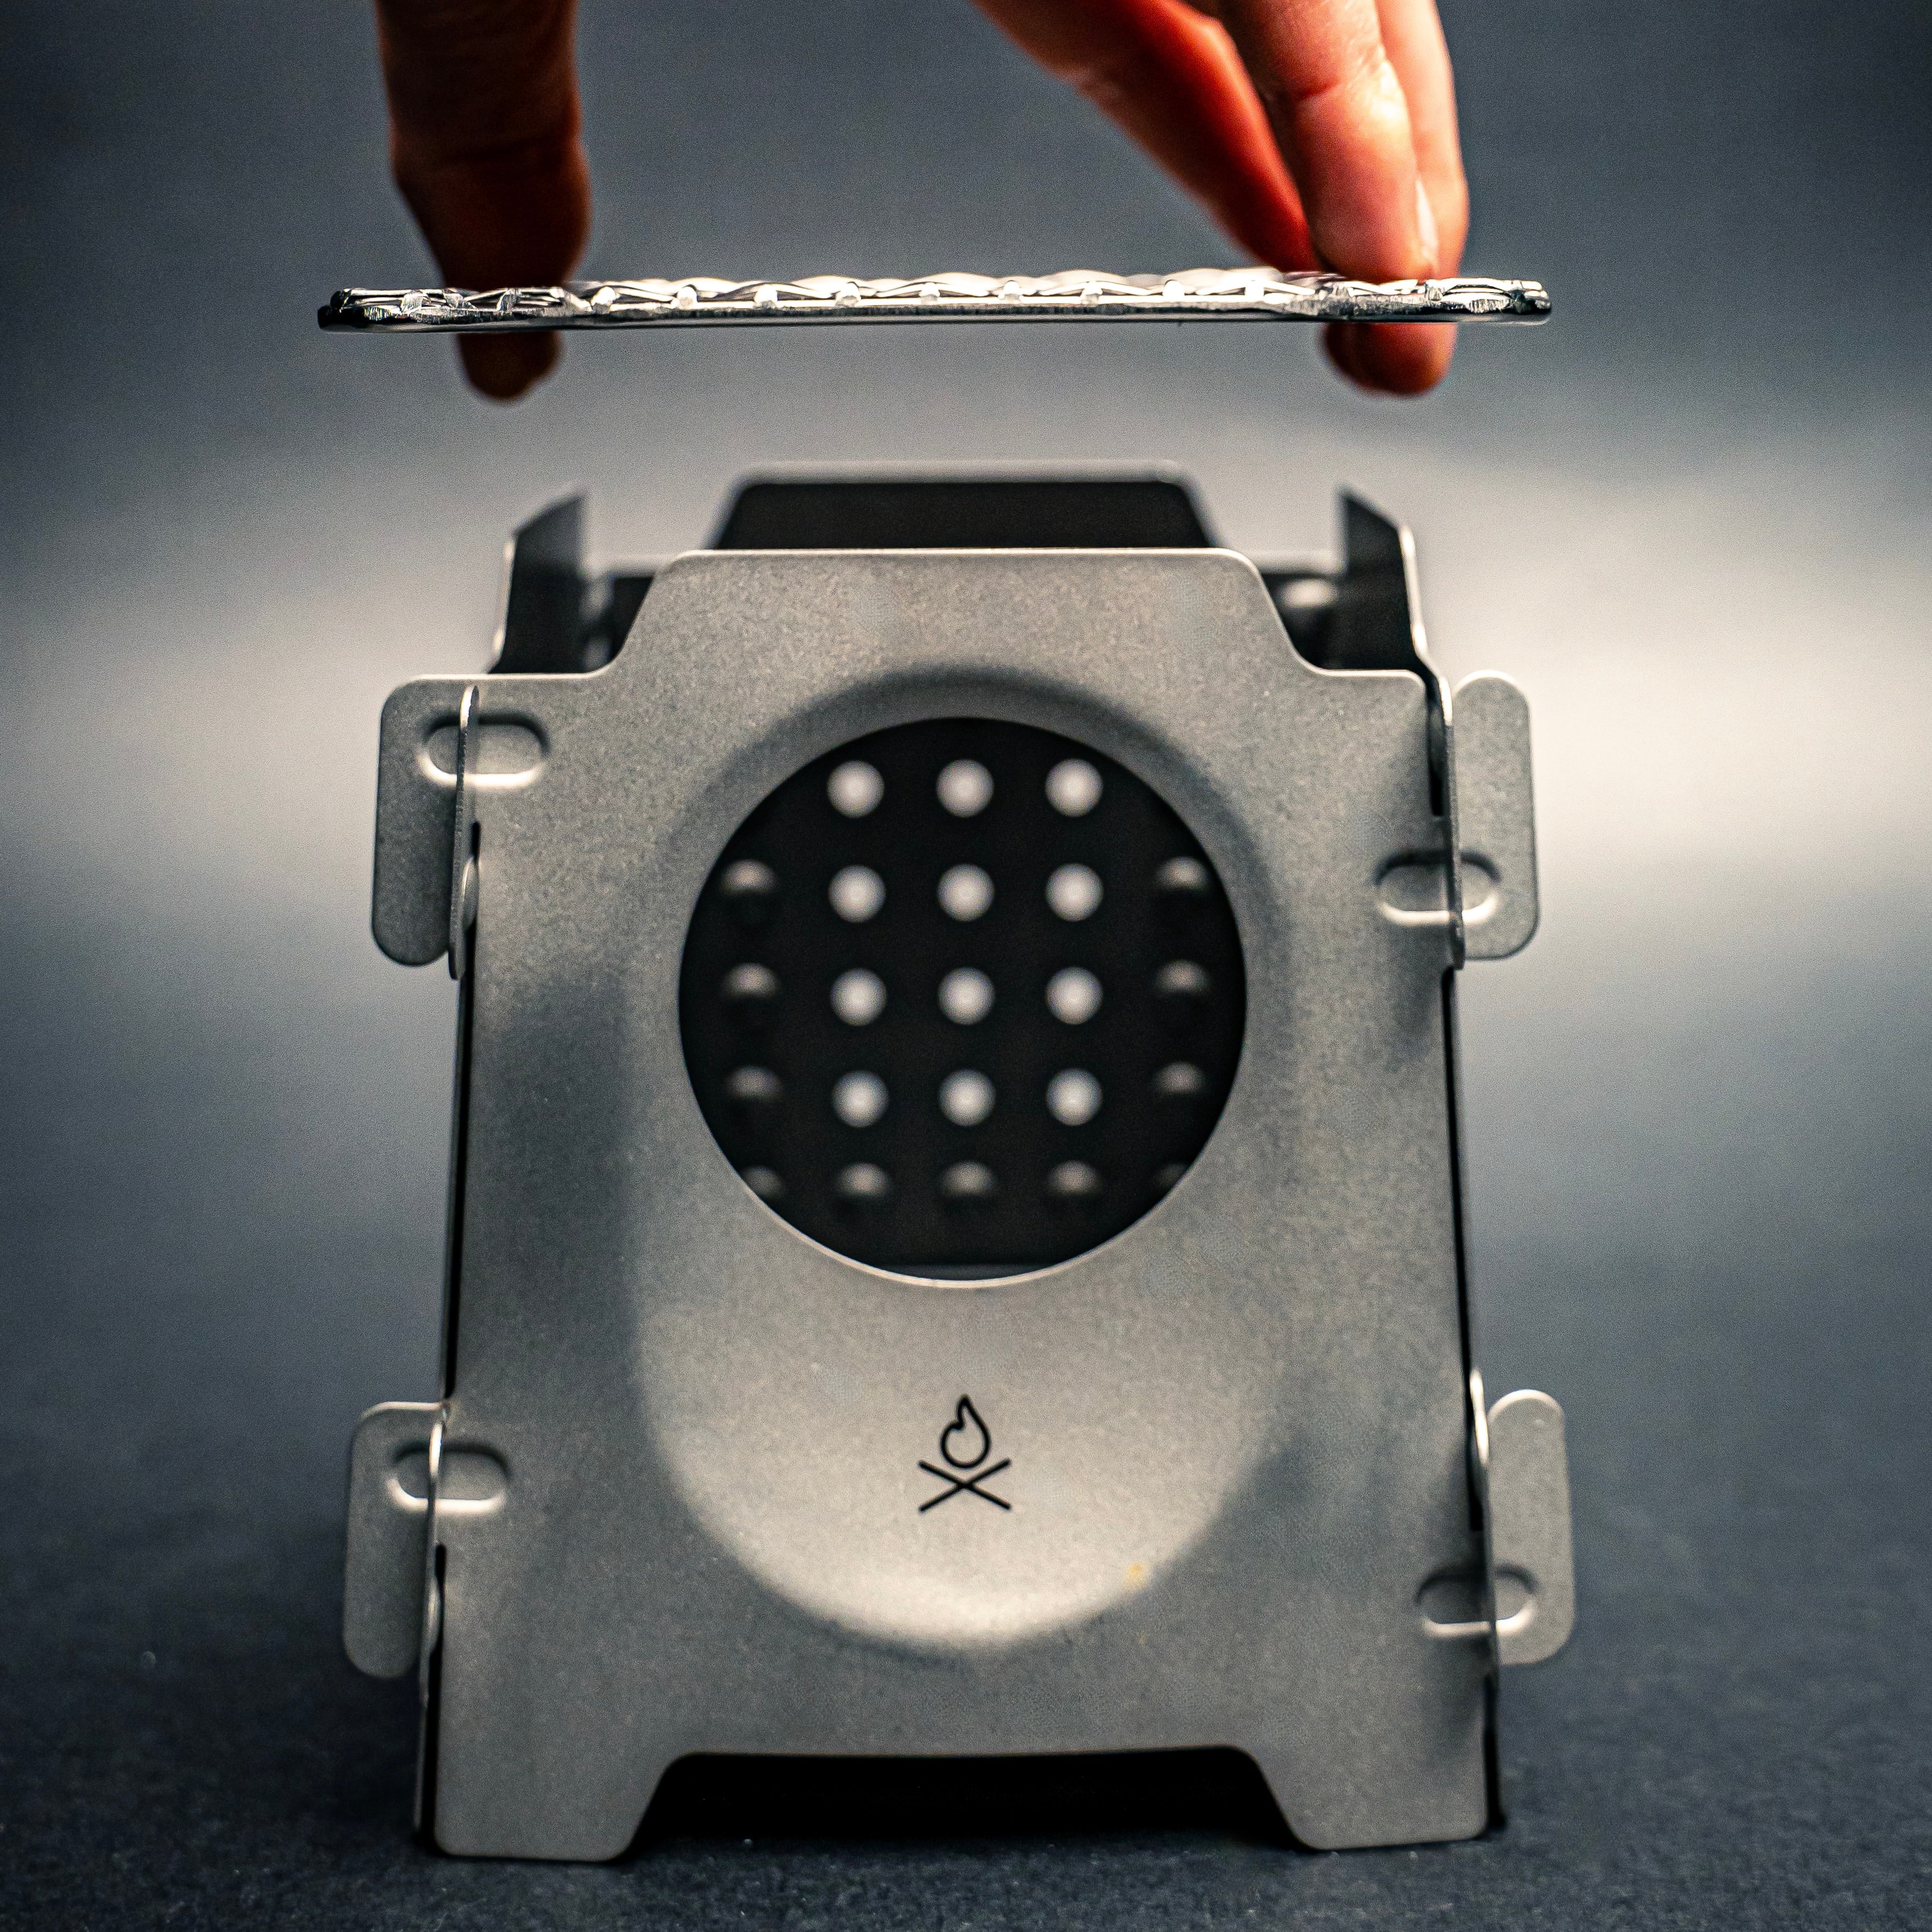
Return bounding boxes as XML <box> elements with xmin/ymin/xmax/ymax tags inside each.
<box><xmin>1152</xmin><ymin>1061</ymin><xmax>1207</xmax><ymax>1100</ymax></box>
<box><xmin>829</xmin><ymin>865</ymin><xmax>885</xmax><ymax>922</ymax></box>
<box><xmin>941</xmin><ymin>1160</ymin><xmax>998</xmax><ymax>1205</ymax></box>
<box><xmin>1046</xmin><ymin>759</ymin><xmax>1103</xmax><ymax>816</ymax></box>
<box><xmin>939</xmin><ymin>1069</ymin><xmax>996</xmax><ymax>1127</ymax></box>
<box><xmin>833</xmin><ymin>1070</ymin><xmax>890</xmax><ymax>1128</ymax></box>
<box><xmin>1154</xmin><ymin>856</ymin><xmax>1212</xmax><ymax>904</ymax></box>
<box><xmin>722</xmin><ymin>963</ymin><xmax>781</xmax><ymax>1025</ymax></box>
<box><xmin>1046</xmin><ymin>967</ymin><xmax>1102</xmax><ymax>1025</ymax></box>
<box><xmin>831</xmin><ymin>968</ymin><xmax>886</xmax><ymax>1026</ymax></box>
<box><xmin>724</xmin><ymin>1065</ymin><xmax>783</xmax><ymax>1109</ymax></box>
<box><xmin>719</xmin><ymin>859</ymin><xmax>778</xmax><ymax>926</ymax></box>
<box><xmin>835</xmin><ymin>1162</ymin><xmax>892</xmax><ymax>1208</ymax></box>
<box><xmin>937</xmin><ymin>759</ymin><xmax>994</xmax><ymax>817</ymax></box>
<box><xmin>1046</xmin><ymin>1068</ymin><xmax>1103</xmax><ymax>1126</ymax></box>
<box><xmin>938</xmin><ymin>967</ymin><xmax>995</xmax><ymax>1025</ymax></box>
<box><xmin>827</xmin><ymin>760</ymin><xmax>884</xmax><ymax>817</ymax></box>
<box><xmin>1153</xmin><ymin>959</ymin><xmax>1211</xmax><ymax>1008</ymax></box>
<box><xmin>938</xmin><ymin>864</ymin><xmax>994</xmax><ymax>922</ymax></box>
<box><xmin>1046</xmin><ymin>863</ymin><xmax>1103</xmax><ymax>922</ymax></box>
<box><xmin>1047</xmin><ymin>1160</ymin><xmax>1102</xmax><ymax>1201</ymax></box>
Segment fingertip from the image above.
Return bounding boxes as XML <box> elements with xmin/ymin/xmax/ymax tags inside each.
<box><xmin>1354</xmin><ymin>321</ymin><xmax>1455</xmax><ymax>395</ymax></box>
<box><xmin>1322</xmin><ymin>320</ymin><xmax>1364</xmax><ymax>386</ymax></box>
<box><xmin>1324</xmin><ymin>321</ymin><xmax>1455</xmax><ymax>396</ymax></box>
<box><xmin>458</xmin><ymin>331</ymin><xmax>562</xmax><ymax>403</ymax></box>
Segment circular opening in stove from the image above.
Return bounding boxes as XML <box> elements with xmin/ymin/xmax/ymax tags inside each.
<box><xmin>678</xmin><ymin>718</ymin><xmax>1246</xmax><ymax>1275</ymax></box>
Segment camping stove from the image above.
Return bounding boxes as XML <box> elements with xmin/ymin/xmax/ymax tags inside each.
<box><xmin>341</xmin><ymin>473</ymin><xmax>1573</xmax><ymax>1859</ymax></box>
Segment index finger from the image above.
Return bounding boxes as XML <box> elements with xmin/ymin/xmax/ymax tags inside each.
<box><xmin>1213</xmin><ymin>0</ymin><xmax>1431</xmax><ymax>282</ymax></box>
<box><xmin>375</xmin><ymin>0</ymin><xmax>589</xmax><ymax>400</ymax></box>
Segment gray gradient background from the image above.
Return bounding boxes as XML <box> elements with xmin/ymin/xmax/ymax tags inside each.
<box><xmin>3</xmin><ymin>1</ymin><xmax>1929</xmax><ymax>1924</ymax></box>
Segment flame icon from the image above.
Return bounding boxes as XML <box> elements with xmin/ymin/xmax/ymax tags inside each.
<box><xmin>918</xmin><ymin>1394</ymin><xmax>1011</xmax><ymax>1512</ymax></box>
<box><xmin>940</xmin><ymin>1396</ymin><xmax>991</xmax><ymax>1469</ymax></box>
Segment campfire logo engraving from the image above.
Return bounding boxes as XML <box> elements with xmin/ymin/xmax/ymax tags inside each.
<box><xmin>917</xmin><ymin>1396</ymin><xmax>1012</xmax><ymax>1513</ymax></box>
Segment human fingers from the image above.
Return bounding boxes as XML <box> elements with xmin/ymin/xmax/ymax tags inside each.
<box><xmin>1322</xmin><ymin>317</ymin><xmax>1448</xmax><ymax>392</ymax></box>
<box><xmin>1372</xmin><ymin>0</ymin><xmax>1465</xmax><ymax>267</ymax></box>
<box><xmin>1211</xmin><ymin>0</ymin><xmax>1465</xmax><ymax>391</ymax></box>
<box><xmin>978</xmin><ymin>0</ymin><xmax>1462</xmax><ymax>395</ymax></box>
<box><xmin>1209</xmin><ymin>0</ymin><xmax>1433</xmax><ymax>288</ymax></box>
<box><xmin>973</xmin><ymin>0</ymin><xmax>1314</xmax><ymax>272</ymax></box>
<box><xmin>1316</xmin><ymin>0</ymin><xmax>1464</xmax><ymax>392</ymax></box>
<box><xmin>374</xmin><ymin>0</ymin><xmax>591</xmax><ymax>401</ymax></box>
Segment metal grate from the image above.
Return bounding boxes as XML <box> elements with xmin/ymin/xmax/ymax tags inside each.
<box><xmin>679</xmin><ymin>718</ymin><xmax>1246</xmax><ymax>1274</ymax></box>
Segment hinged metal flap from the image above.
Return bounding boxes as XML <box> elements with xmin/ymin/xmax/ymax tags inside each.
<box><xmin>1325</xmin><ymin>494</ymin><xmax>1465</xmax><ymax>967</ymax></box>
<box><xmin>1453</xmin><ymin>674</ymin><xmax>1539</xmax><ymax>960</ymax></box>
<box><xmin>354</xmin><ymin>540</ymin><xmax>1509</xmax><ymax>1856</ymax></box>
<box><xmin>1486</xmin><ymin>1390</ymin><xmax>1575</xmax><ymax>1666</ymax></box>
<box><xmin>492</xmin><ymin>495</ymin><xmax>586</xmax><ymax>676</ymax></box>
<box><xmin>344</xmin><ymin>1401</ymin><xmax>439</xmax><ymax>1680</ymax></box>
<box><xmin>371</xmin><ymin>687</ymin><xmax>550</xmax><ymax>967</ymax></box>
<box><xmin>447</xmin><ymin>685</ymin><xmax>480</xmax><ymax>981</ymax></box>
<box><xmin>346</xmin><ymin>1402</ymin><xmax>511</xmax><ymax>1682</ymax></box>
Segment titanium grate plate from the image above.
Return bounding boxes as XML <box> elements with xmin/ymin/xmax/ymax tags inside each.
<box><xmin>319</xmin><ymin>268</ymin><xmax>1551</xmax><ymax>332</ymax></box>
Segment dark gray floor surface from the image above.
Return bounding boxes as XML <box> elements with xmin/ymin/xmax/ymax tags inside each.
<box><xmin>5</xmin><ymin>647</ymin><xmax>1930</xmax><ymax>1927</ymax></box>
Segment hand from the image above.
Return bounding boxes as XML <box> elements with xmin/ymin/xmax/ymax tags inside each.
<box><xmin>373</xmin><ymin>0</ymin><xmax>1465</xmax><ymax>403</ymax></box>
<box><xmin>975</xmin><ymin>0</ymin><xmax>1467</xmax><ymax>393</ymax></box>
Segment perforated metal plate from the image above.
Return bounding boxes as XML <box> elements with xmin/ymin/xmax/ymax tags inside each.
<box><xmin>679</xmin><ymin>718</ymin><xmax>1246</xmax><ymax>1272</ymax></box>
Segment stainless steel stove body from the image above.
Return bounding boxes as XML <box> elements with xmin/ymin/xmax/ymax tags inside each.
<box><xmin>343</xmin><ymin>477</ymin><xmax>1573</xmax><ymax>1861</ymax></box>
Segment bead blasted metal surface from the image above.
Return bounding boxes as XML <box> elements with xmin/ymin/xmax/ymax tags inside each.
<box><xmin>348</xmin><ymin>497</ymin><xmax>1566</xmax><ymax>1864</ymax></box>
<box><xmin>319</xmin><ymin>267</ymin><xmax>1551</xmax><ymax>333</ymax></box>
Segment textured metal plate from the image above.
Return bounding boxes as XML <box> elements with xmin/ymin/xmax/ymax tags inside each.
<box><xmin>319</xmin><ymin>268</ymin><xmax>1551</xmax><ymax>333</ymax></box>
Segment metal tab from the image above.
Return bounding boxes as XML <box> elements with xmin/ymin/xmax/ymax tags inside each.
<box><xmin>492</xmin><ymin>496</ymin><xmax>587</xmax><ymax>676</ymax></box>
<box><xmin>1486</xmin><ymin>1390</ymin><xmax>1576</xmax><ymax>1666</ymax></box>
<box><xmin>447</xmin><ymin>685</ymin><xmax>479</xmax><ymax>982</ymax></box>
<box><xmin>1452</xmin><ymin>674</ymin><xmax>1539</xmax><ymax>960</ymax></box>
<box><xmin>1416</xmin><ymin>1382</ymin><xmax>1575</xmax><ymax>1669</ymax></box>
<box><xmin>344</xmin><ymin>1401</ymin><xmax>439</xmax><ymax>1680</ymax></box>
<box><xmin>1327</xmin><ymin>495</ymin><xmax>1465</xmax><ymax>967</ymax></box>
<box><xmin>417</xmin><ymin>1409</ymin><xmax>445</xmax><ymax>1704</ymax></box>
<box><xmin>343</xmin><ymin>1402</ymin><xmax>511</xmax><ymax>1683</ymax></box>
